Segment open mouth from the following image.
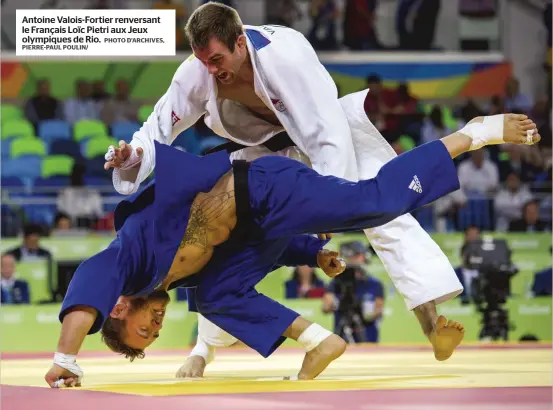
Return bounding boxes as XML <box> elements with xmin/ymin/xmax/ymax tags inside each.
<box><xmin>217</xmin><ymin>72</ymin><xmax>228</xmax><ymax>81</ymax></box>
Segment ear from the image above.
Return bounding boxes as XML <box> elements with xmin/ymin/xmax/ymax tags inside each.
<box><xmin>110</xmin><ymin>302</ymin><xmax>128</xmax><ymax>319</ymax></box>
<box><xmin>236</xmin><ymin>34</ymin><xmax>247</xmax><ymax>50</ymax></box>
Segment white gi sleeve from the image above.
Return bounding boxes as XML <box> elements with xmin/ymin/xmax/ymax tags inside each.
<box><xmin>266</xmin><ymin>31</ymin><xmax>358</xmax><ymax>181</ymax></box>
<box><xmin>113</xmin><ymin>57</ymin><xmax>209</xmax><ymax>194</ymax></box>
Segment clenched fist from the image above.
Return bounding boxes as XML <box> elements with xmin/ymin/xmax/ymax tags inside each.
<box><xmin>317</xmin><ymin>249</ymin><xmax>346</xmax><ymax>278</ymax></box>
<box><xmin>44</xmin><ymin>363</ymin><xmax>81</xmax><ymax>388</ymax></box>
<box><xmin>104</xmin><ymin>140</ymin><xmax>143</xmax><ymax>170</ymax></box>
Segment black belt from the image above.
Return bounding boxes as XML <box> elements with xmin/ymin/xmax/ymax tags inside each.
<box><xmin>231</xmin><ymin>160</ymin><xmax>263</xmax><ymax>240</ymax></box>
<box><xmin>206</xmin><ymin>132</ymin><xmax>296</xmax><ymax>155</ymax></box>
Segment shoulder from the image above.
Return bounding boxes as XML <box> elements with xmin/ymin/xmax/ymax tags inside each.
<box><xmin>246</xmin><ymin>25</ymin><xmax>312</xmax><ymax>60</ymax></box>
<box><xmin>172</xmin><ymin>54</ymin><xmax>209</xmax><ymax>83</ymax></box>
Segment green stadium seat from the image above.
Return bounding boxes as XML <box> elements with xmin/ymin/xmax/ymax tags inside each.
<box><xmin>138</xmin><ymin>105</ymin><xmax>153</xmax><ymax>123</ymax></box>
<box><xmin>10</xmin><ymin>137</ymin><xmax>47</xmax><ymax>158</ymax></box>
<box><xmin>1</xmin><ymin>104</ymin><xmax>24</xmax><ymax>124</ymax></box>
<box><xmin>41</xmin><ymin>155</ymin><xmax>75</xmax><ymax>178</ymax></box>
<box><xmin>73</xmin><ymin>119</ymin><xmax>108</xmax><ymax>142</ymax></box>
<box><xmin>85</xmin><ymin>136</ymin><xmax>118</xmax><ymax>159</ymax></box>
<box><xmin>441</xmin><ymin>106</ymin><xmax>459</xmax><ymax>130</ymax></box>
<box><xmin>398</xmin><ymin>135</ymin><xmax>416</xmax><ymax>152</ymax></box>
<box><xmin>421</xmin><ymin>104</ymin><xmax>459</xmax><ymax>130</ymax></box>
<box><xmin>2</xmin><ymin>119</ymin><xmax>35</xmax><ymax>140</ymax></box>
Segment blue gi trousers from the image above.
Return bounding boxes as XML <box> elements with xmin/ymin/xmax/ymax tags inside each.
<box><xmin>192</xmin><ymin>140</ymin><xmax>459</xmax><ymax>357</ymax></box>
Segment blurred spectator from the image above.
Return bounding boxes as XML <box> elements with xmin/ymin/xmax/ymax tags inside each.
<box><xmin>396</xmin><ymin>0</ymin><xmax>441</xmax><ymax>50</ymax></box>
<box><xmin>531</xmin><ymin>247</ymin><xmax>552</xmax><ymax>297</ymax></box>
<box><xmin>503</xmin><ymin>77</ymin><xmax>533</xmax><ymax>114</ymax></box>
<box><xmin>24</xmin><ymin>79</ymin><xmax>63</xmax><ymax>129</ymax></box>
<box><xmin>494</xmin><ymin>172</ymin><xmax>533</xmax><ymax>232</ymax></box>
<box><xmin>0</xmin><ymin>253</ymin><xmax>30</xmax><ymax>305</ymax></box>
<box><xmin>454</xmin><ymin>225</ymin><xmax>481</xmax><ymax>304</ymax></box>
<box><xmin>363</xmin><ymin>74</ymin><xmax>385</xmax><ymax>130</ymax></box>
<box><xmin>63</xmin><ymin>79</ymin><xmax>99</xmax><ymax>125</ymax></box>
<box><xmin>509</xmin><ymin>200</ymin><xmax>549</xmax><ymax>232</ymax></box>
<box><xmin>56</xmin><ymin>163</ymin><xmax>104</xmax><ymax>229</ymax></box>
<box><xmin>498</xmin><ymin>144</ymin><xmax>541</xmax><ymax>183</ymax></box>
<box><xmin>153</xmin><ymin>0</ymin><xmax>187</xmax><ymax>50</ymax></box>
<box><xmin>458</xmin><ymin>0</ymin><xmax>498</xmax><ymax>51</ymax></box>
<box><xmin>54</xmin><ymin>212</ymin><xmax>72</xmax><ymax>230</ymax></box>
<box><xmin>4</xmin><ymin>224</ymin><xmax>52</xmax><ymax>262</ymax></box>
<box><xmin>101</xmin><ymin>79</ymin><xmax>140</xmax><ymax>125</ymax></box>
<box><xmin>457</xmin><ymin>99</ymin><xmax>485</xmax><ymax>128</ymax></box>
<box><xmin>545</xmin><ymin>2</ymin><xmax>552</xmax><ymax>101</ymax></box>
<box><xmin>323</xmin><ymin>241</ymin><xmax>384</xmax><ymax>343</ymax></box>
<box><xmin>434</xmin><ymin>189</ymin><xmax>467</xmax><ymax>232</ymax></box>
<box><xmin>488</xmin><ymin>95</ymin><xmax>505</xmax><ymax>115</ymax></box>
<box><xmin>343</xmin><ymin>0</ymin><xmax>380</xmax><ymax>50</ymax></box>
<box><xmin>307</xmin><ymin>0</ymin><xmax>339</xmax><ymax>50</ymax></box>
<box><xmin>285</xmin><ymin>266</ymin><xmax>326</xmax><ymax>298</ymax></box>
<box><xmin>421</xmin><ymin>105</ymin><xmax>452</xmax><ymax>144</ymax></box>
<box><xmin>91</xmin><ymin>80</ymin><xmax>110</xmax><ymax>102</ymax></box>
<box><xmin>532</xmin><ymin>267</ymin><xmax>552</xmax><ymax>296</ymax></box>
<box><xmin>266</xmin><ymin>0</ymin><xmax>302</xmax><ymax>28</ymax></box>
<box><xmin>382</xmin><ymin>83</ymin><xmax>420</xmax><ymax>138</ymax></box>
<box><xmin>458</xmin><ymin>149</ymin><xmax>499</xmax><ymax>196</ymax></box>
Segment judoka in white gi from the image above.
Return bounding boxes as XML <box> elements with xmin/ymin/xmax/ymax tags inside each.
<box><xmin>103</xmin><ymin>2</ymin><xmax>526</xmax><ymax>377</ymax></box>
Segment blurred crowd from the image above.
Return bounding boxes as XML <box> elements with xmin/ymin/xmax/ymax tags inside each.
<box><xmin>1</xmin><ymin>0</ymin><xmax>551</xmax><ymax>312</ymax></box>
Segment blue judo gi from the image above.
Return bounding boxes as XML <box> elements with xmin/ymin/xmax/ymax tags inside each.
<box><xmin>60</xmin><ymin>139</ymin><xmax>459</xmax><ymax>357</ymax></box>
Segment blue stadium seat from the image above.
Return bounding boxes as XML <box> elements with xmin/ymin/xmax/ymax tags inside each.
<box><xmin>2</xmin><ymin>140</ymin><xmax>11</xmax><ymax>159</ymax></box>
<box><xmin>84</xmin><ymin>175</ymin><xmax>112</xmax><ymax>188</ymax></box>
<box><xmin>86</xmin><ymin>157</ymin><xmax>109</xmax><ymax>177</ymax></box>
<box><xmin>111</xmin><ymin>121</ymin><xmax>141</xmax><ymax>142</ymax></box>
<box><xmin>415</xmin><ymin>206</ymin><xmax>435</xmax><ymax>232</ymax></box>
<box><xmin>35</xmin><ymin>176</ymin><xmax>70</xmax><ymax>196</ymax></box>
<box><xmin>1</xmin><ymin>204</ymin><xmax>23</xmax><ymax>237</ymax></box>
<box><xmin>1</xmin><ymin>176</ymin><xmax>24</xmax><ymax>188</ymax></box>
<box><xmin>50</xmin><ymin>139</ymin><xmax>82</xmax><ymax>158</ymax></box>
<box><xmin>38</xmin><ymin>120</ymin><xmax>71</xmax><ymax>143</ymax></box>
<box><xmin>457</xmin><ymin>197</ymin><xmax>492</xmax><ymax>231</ymax></box>
<box><xmin>22</xmin><ymin>203</ymin><xmax>57</xmax><ymax>226</ymax></box>
<box><xmin>2</xmin><ymin>156</ymin><xmax>42</xmax><ymax>180</ymax></box>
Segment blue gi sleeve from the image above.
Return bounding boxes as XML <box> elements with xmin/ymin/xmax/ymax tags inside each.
<box><xmin>59</xmin><ymin>241</ymin><xmax>125</xmax><ymax>334</ymax></box>
<box><xmin>276</xmin><ymin>235</ymin><xmax>329</xmax><ymax>268</ymax></box>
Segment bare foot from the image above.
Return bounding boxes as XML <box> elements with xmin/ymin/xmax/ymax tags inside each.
<box><xmin>429</xmin><ymin>315</ymin><xmax>465</xmax><ymax>361</ymax></box>
<box><xmin>297</xmin><ymin>334</ymin><xmax>346</xmax><ymax>380</ymax></box>
<box><xmin>502</xmin><ymin>114</ymin><xmax>541</xmax><ymax>145</ymax></box>
<box><xmin>175</xmin><ymin>356</ymin><xmax>206</xmax><ymax>378</ymax></box>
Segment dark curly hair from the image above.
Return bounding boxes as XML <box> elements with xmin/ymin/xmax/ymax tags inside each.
<box><xmin>100</xmin><ymin>317</ymin><xmax>145</xmax><ymax>362</ymax></box>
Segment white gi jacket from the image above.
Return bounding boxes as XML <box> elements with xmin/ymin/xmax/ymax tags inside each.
<box><xmin>114</xmin><ymin>24</ymin><xmax>462</xmax><ymax>313</ymax></box>
<box><xmin>114</xmin><ymin>25</ymin><xmax>356</xmax><ymax>194</ymax></box>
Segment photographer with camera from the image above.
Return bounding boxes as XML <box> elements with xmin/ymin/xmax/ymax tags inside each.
<box><xmin>322</xmin><ymin>241</ymin><xmax>384</xmax><ymax>343</ymax></box>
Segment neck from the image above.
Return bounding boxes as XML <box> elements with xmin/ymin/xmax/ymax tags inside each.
<box><xmin>236</xmin><ymin>52</ymin><xmax>254</xmax><ymax>84</ymax></box>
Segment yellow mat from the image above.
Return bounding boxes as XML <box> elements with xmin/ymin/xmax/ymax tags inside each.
<box><xmin>2</xmin><ymin>347</ymin><xmax>551</xmax><ymax>396</ymax></box>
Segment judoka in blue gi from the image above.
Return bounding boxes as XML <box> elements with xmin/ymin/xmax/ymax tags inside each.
<box><xmin>45</xmin><ymin>115</ymin><xmax>541</xmax><ymax>388</ymax></box>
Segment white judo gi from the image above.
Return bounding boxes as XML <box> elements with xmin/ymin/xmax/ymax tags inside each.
<box><xmin>112</xmin><ymin>25</ymin><xmax>462</xmax><ymax>347</ymax></box>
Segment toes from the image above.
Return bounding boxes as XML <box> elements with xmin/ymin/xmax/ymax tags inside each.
<box><xmin>447</xmin><ymin>319</ymin><xmax>456</xmax><ymax>327</ymax></box>
<box><xmin>520</xmin><ymin>123</ymin><xmax>537</xmax><ymax>131</ymax></box>
<box><xmin>509</xmin><ymin>113</ymin><xmax>528</xmax><ymax>121</ymax></box>
<box><xmin>436</xmin><ymin>315</ymin><xmax>447</xmax><ymax>329</ymax></box>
